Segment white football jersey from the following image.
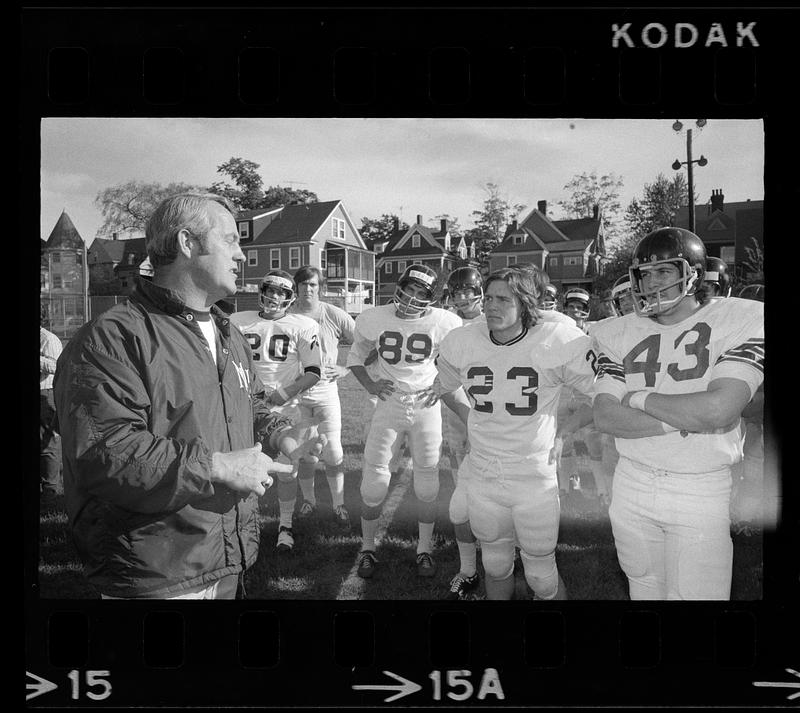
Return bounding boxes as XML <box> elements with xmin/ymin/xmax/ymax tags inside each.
<box><xmin>230</xmin><ymin>311</ymin><xmax>322</xmax><ymax>390</ymax></box>
<box><xmin>592</xmin><ymin>297</ymin><xmax>764</xmax><ymax>473</ymax></box>
<box><xmin>539</xmin><ymin>310</ymin><xmax>574</xmax><ymax>325</ymax></box>
<box><xmin>290</xmin><ymin>301</ymin><xmax>355</xmax><ymax>389</ymax></box>
<box><xmin>347</xmin><ymin>304</ymin><xmax>462</xmax><ymax>392</ymax></box>
<box><xmin>438</xmin><ymin>319</ymin><xmax>595</xmax><ymax>461</ymax></box>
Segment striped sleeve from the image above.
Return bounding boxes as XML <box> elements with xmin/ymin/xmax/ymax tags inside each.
<box><xmin>591</xmin><ymin>326</ymin><xmax>628</xmax><ymax>402</ymax></box>
<box><xmin>711</xmin><ymin>301</ymin><xmax>764</xmax><ymax>398</ymax></box>
<box><xmin>716</xmin><ymin>337</ymin><xmax>764</xmax><ymax>373</ymax></box>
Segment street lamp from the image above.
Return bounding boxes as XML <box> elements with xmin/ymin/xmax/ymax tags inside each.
<box><xmin>672</xmin><ymin>119</ymin><xmax>708</xmax><ymax>233</ymax></box>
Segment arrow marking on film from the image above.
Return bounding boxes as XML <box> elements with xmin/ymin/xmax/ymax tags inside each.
<box><xmin>352</xmin><ymin>670</ymin><xmax>422</xmax><ymax>702</ymax></box>
<box><xmin>26</xmin><ymin>671</ymin><xmax>58</xmax><ymax>702</ymax></box>
<box><xmin>753</xmin><ymin>668</ymin><xmax>800</xmax><ymax>700</ymax></box>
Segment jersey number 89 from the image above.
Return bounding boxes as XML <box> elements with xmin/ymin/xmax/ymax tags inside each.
<box><xmin>378</xmin><ymin>331</ymin><xmax>433</xmax><ymax>364</ymax></box>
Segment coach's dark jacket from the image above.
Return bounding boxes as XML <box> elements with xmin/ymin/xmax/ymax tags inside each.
<box><xmin>54</xmin><ymin>277</ymin><xmax>287</xmax><ymax>598</ymax></box>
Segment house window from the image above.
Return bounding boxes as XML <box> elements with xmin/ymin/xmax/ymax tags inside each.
<box><xmin>247</xmin><ymin>250</ymin><xmax>258</xmax><ymax>267</ymax></box>
<box><xmin>513</xmin><ymin>235</ymin><xmax>523</xmax><ymax>245</ymax></box>
<box><xmin>398</xmin><ymin>260</ymin><xmax>407</xmax><ymax>274</ymax></box>
<box><xmin>289</xmin><ymin>247</ymin><xmax>300</xmax><ymax>269</ymax></box>
<box><xmin>507</xmin><ymin>256</ymin><xmax>517</xmax><ymax>265</ymax></box>
<box><xmin>564</xmin><ymin>257</ymin><xmax>581</xmax><ymax>266</ymax></box>
<box><xmin>320</xmin><ymin>250</ymin><xmax>327</xmax><ymax>270</ymax></box>
<box><xmin>720</xmin><ymin>245</ymin><xmax>736</xmax><ymax>264</ymax></box>
<box><xmin>128</xmin><ymin>254</ymin><xmax>136</xmax><ymax>265</ymax></box>
<box><xmin>412</xmin><ymin>235</ymin><xmax>420</xmax><ymax>248</ymax></box>
<box><xmin>53</xmin><ymin>275</ymin><xmax>62</xmax><ymax>288</ymax></box>
<box><xmin>238</xmin><ymin>222</ymin><xmax>250</xmax><ymax>239</ymax></box>
<box><xmin>52</xmin><ymin>253</ymin><xmax>60</xmax><ymax>264</ymax></box>
<box><xmin>385</xmin><ymin>261</ymin><xmax>393</xmax><ymax>274</ymax></box>
<box><xmin>549</xmin><ymin>257</ymin><xmax>558</xmax><ymax>268</ymax></box>
<box><xmin>332</xmin><ymin>218</ymin><xmax>346</xmax><ymax>240</ymax></box>
<box><xmin>270</xmin><ymin>249</ymin><xmax>280</xmax><ymax>269</ymax></box>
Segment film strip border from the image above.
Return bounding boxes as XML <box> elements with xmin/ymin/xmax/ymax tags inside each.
<box><xmin>21</xmin><ymin>8</ymin><xmax>788</xmax><ymax>114</ymax></box>
<box><xmin>26</xmin><ymin>602</ymin><xmax>799</xmax><ymax>706</ymax></box>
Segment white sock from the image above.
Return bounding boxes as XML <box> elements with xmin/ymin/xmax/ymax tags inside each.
<box><xmin>326</xmin><ymin>466</ymin><xmax>344</xmax><ymax>509</ymax></box>
<box><xmin>361</xmin><ymin>517</ymin><xmax>379</xmax><ymax>552</ymax></box>
<box><xmin>279</xmin><ymin>498</ymin><xmax>295</xmax><ymax>529</ymax></box>
<box><xmin>457</xmin><ymin>541</ymin><xmax>477</xmax><ymax>577</ymax></box>
<box><xmin>417</xmin><ymin>521</ymin><xmax>435</xmax><ymax>554</ymax></box>
<box><xmin>298</xmin><ymin>477</ymin><xmax>316</xmax><ymax>505</ymax></box>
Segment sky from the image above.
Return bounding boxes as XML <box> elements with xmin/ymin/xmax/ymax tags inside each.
<box><xmin>40</xmin><ymin>118</ymin><xmax>764</xmax><ymax>247</ymax></box>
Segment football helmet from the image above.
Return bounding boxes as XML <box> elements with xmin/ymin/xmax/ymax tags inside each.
<box><xmin>564</xmin><ymin>287</ymin><xmax>591</xmax><ymax>321</ymax></box>
<box><xmin>394</xmin><ymin>264</ymin><xmax>439</xmax><ymax>317</ymax></box>
<box><xmin>446</xmin><ymin>266</ymin><xmax>483</xmax><ymax>313</ymax></box>
<box><xmin>629</xmin><ymin>227</ymin><xmax>707</xmax><ymax>316</ymax></box>
<box><xmin>539</xmin><ymin>283</ymin><xmax>558</xmax><ymax>311</ymax></box>
<box><xmin>704</xmin><ymin>256</ymin><xmax>732</xmax><ymax>298</ymax></box>
<box><xmin>259</xmin><ymin>270</ymin><xmax>297</xmax><ymax>314</ymax></box>
<box><xmin>737</xmin><ymin>283</ymin><xmax>764</xmax><ymax>302</ymax></box>
<box><xmin>611</xmin><ymin>275</ymin><xmax>635</xmax><ymax>316</ymax></box>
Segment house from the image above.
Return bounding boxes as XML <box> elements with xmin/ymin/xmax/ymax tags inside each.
<box><xmin>41</xmin><ymin>210</ymin><xmax>88</xmax><ymax>336</ymax></box>
<box><xmin>374</xmin><ymin>215</ymin><xmax>471</xmax><ymax>305</ymax></box>
<box><xmin>234</xmin><ymin>200</ymin><xmax>374</xmax><ymax>314</ymax></box>
<box><xmin>113</xmin><ymin>238</ymin><xmax>151</xmax><ymax>294</ymax></box>
<box><xmin>675</xmin><ymin>189</ymin><xmax>763</xmax><ymax>281</ymax></box>
<box><xmin>87</xmin><ymin>234</ymin><xmax>130</xmax><ymax>295</ymax></box>
<box><xmin>490</xmin><ymin>200</ymin><xmax>607</xmax><ymax>293</ymax></box>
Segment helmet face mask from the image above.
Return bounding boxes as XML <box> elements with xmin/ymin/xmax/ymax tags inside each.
<box><xmin>704</xmin><ymin>257</ymin><xmax>732</xmax><ymax>298</ymax></box>
<box><xmin>563</xmin><ymin>288</ymin><xmax>590</xmax><ymax>323</ymax></box>
<box><xmin>539</xmin><ymin>285</ymin><xmax>558</xmax><ymax>311</ymax></box>
<box><xmin>629</xmin><ymin>227</ymin><xmax>707</xmax><ymax>317</ymax></box>
<box><xmin>611</xmin><ymin>277</ymin><xmax>636</xmax><ymax>316</ymax></box>
<box><xmin>445</xmin><ymin>266</ymin><xmax>483</xmax><ymax>316</ymax></box>
<box><xmin>259</xmin><ymin>272</ymin><xmax>297</xmax><ymax>315</ymax></box>
<box><xmin>394</xmin><ymin>265</ymin><xmax>438</xmax><ymax>317</ymax></box>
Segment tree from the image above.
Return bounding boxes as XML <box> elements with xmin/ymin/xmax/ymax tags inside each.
<box><xmin>468</xmin><ymin>182</ymin><xmax>526</xmax><ymax>263</ymax></box>
<box><xmin>359</xmin><ymin>214</ymin><xmax>408</xmax><ymax>244</ymax></box>
<box><xmin>623</xmin><ymin>172</ymin><xmax>694</xmax><ymax>241</ymax></box>
<box><xmin>557</xmin><ymin>171</ymin><xmax>624</xmax><ymax>243</ymax></box>
<box><xmin>209</xmin><ymin>157</ymin><xmax>265</xmax><ymax>210</ymax></box>
<box><xmin>434</xmin><ymin>214</ymin><xmax>462</xmax><ymax>238</ymax></box>
<box><xmin>261</xmin><ymin>184</ymin><xmax>318</xmax><ymax>210</ymax></box>
<box><xmin>94</xmin><ymin>180</ymin><xmax>204</xmax><ymax>239</ymax></box>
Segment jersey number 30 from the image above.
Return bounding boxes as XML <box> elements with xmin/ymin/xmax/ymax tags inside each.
<box><xmin>466</xmin><ymin>366</ymin><xmax>538</xmax><ymax>416</ymax></box>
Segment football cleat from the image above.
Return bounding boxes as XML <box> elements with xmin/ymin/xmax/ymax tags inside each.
<box><xmin>333</xmin><ymin>504</ymin><xmax>351</xmax><ymax>530</ymax></box>
<box><xmin>445</xmin><ymin>571</ymin><xmax>480</xmax><ymax>600</ymax></box>
<box><xmin>356</xmin><ymin>550</ymin><xmax>378</xmax><ymax>578</ymax></box>
<box><xmin>416</xmin><ymin>552</ymin><xmax>437</xmax><ymax>578</ymax></box>
<box><xmin>276</xmin><ymin>526</ymin><xmax>294</xmax><ymax>552</ymax></box>
<box><xmin>297</xmin><ymin>500</ymin><xmax>316</xmax><ymax>519</ymax></box>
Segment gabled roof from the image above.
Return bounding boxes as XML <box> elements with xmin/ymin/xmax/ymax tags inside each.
<box><xmin>249</xmin><ymin>200</ymin><xmax>358</xmax><ymax>246</ymax></box>
<box><xmin>493</xmin><ymin>208</ymin><xmax>603</xmax><ymax>255</ymax></box>
<box><xmin>45</xmin><ymin>211</ymin><xmax>85</xmax><ymax>250</ymax></box>
<box><xmin>236</xmin><ymin>207</ymin><xmax>283</xmax><ymax>221</ymax></box>
<box><xmin>89</xmin><ymin>237</ymin><xmax>129</xmax><ymax>263</ymax></box>
<box><xmin>383</xmin><ymin>223</ymin><xmax>449</xmax><ymax>258</ymax></box>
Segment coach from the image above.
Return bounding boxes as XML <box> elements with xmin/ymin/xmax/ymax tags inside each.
<box><xmin>54</xmin><ymin>193</ymin><xmax>298</xmax><ymax>600</ymax></box>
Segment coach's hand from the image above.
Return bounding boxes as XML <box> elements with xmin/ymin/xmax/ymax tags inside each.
<box><xmin>369</xmin><ymin>378</ymin><xmax>395</xmax><ymax>401</ymax></box>
<box><xmin>211</xmin><ymin>443</ymin><xmax>291</xmax><ymax>496</ymax></box>
<box><xmin>278</xmin><ymin>424</ymin><xmax>328</xmax><ymax>463</ymax></box>
<box><xmin>324</xmin><ymin>364</ymin><xmax>350</xmax><ymax>381</ymax></box>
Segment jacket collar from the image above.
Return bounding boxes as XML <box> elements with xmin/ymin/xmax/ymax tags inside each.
<box><xmin>132</xmin><ymin>276</ymin><xmax>232</xmax><ymax>336</ymax></box>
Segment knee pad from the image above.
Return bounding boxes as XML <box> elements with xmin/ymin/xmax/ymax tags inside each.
<box><xmin>412</xmin><ymin>465</ymin><xmax>440</xmax><ymax>503</ymax></box>
<box><xmin>480</xmin><ymin>539</ymin><xmax>515</xmax><ymax>581</ymax></box>
<box><xmin>360</xmin><ymin>466</ymin><xmax>390</xmax><ymax>507</ymax></box>
<box><xmin>322</xmin><ymin>438</ymin><xmax>344</xmax><ymax>467</ymax></box>
<box><xmin>448</xmin><ymin>483</ymin><xmax>469</xmax><ymax>525</ymax></box>
<box><xmin>518</xmin><ymin>550</ymin><xmax>558</xmax><ymax>599</ymax></box>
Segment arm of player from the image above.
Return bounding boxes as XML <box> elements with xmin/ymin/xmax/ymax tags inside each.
<box><xmin>593</xmin><ymin>393</ymin><xmax>679</xmax><ymax>438</ymax></box>
<box><xmin>40</xmin><ymin>332</ymin><xmax>63</xmax><ymax>374</ymax></box>
<box><xmin>622</xmin><ymin>377</ymin><xmax>755</xmax><ymax>433</ymax></box>
<box><xmin>440</xmin><ymin>387</ymin><xmax>471</xmax><ymax>427</ymax></box>
<box><xmin>268</xmin><ymin>326</ymin><xmax>322</xmax><ymax>406</ymax></box>
<box><xmin>346</xmin><ymin>331</ymin><xmax>395</xmax><ymax>399</ymax></box>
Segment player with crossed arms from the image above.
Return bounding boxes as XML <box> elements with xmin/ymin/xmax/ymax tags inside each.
<box><xmin>436</xmin><ymin>265</ymin><xmax>596</xmax><ymax>600</ymax></box>
<box><xmin>592</xmin><ymin>227</ymin><xmax>764</xmax><ymax>600</ymax></box>
<box><xmin>347</xmin><ymin>264</ymin><xmax>463</xmax><ymax>579</ymax></box>
<box><xmin>231</xmin><ymin>270</ymin><xmax>323</xmax><ymax>553</ymax></box>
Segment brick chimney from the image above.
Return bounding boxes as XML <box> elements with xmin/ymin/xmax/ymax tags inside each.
<box><xmin>592</xmin><ymin>204</ymin><xmax>599</xmax><ymax>220</ymax></box>
<box><xmin>440</xmin><ymin>218</ymin><xmax>447</xmax><ymax>233</ymax></box>
<box><xmin>393</xmin><ymin>216</ymin><xmax>399</xmax><ymax>231</ymax></box>
<box><xmin>511</xmin><ymin>219</ymin><xmax>518</xmax><ymax>231</ymax></box>
<box><xmin>537</xmin><ymin>200</ymin><xmax>547</xmax><ymax>215</ymax></box>
<box><xmin>710</xmin><ymin>189</ymin><xmax>725</xmax><ymax>213</ymax></box>
<box><xmin>112</xmin><ymin>232</ymin><xmax>118</xmax><ymax>240</ymax></box>
<box><xmin>416</xmin><ymin>214</ymin><xmax>423</xmax><ymax>226</ymax></box>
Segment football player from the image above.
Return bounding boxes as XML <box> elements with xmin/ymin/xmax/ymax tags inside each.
<box><xmin>539</xmin><ymin>282</ymin><xmax>559</xmax><ymax>311</ymax></box>
<box><xmin>347</xmin><ymin>264</ymin><xmax>463</xmax><ymax>579</ymax></box>
<box><xmin>704</xmin><ymin>256</ymin><xmax>732</xmax><ymax>300</ymax></box>
<box><xmin>441</xmin><ymin>266</ymin><xmax>485</xmax><ymax>599</ymax></box>
<box><xmin>563</xmin><ymin>287</ymin><xmax>592</xmax><ymax>332</ymax></box>
<box><xmin>610</xmin><ymin>275</ymin><xmax>636</xmax><ymax>316</ymax></box>
<box><xmin>593</xmin><ymin>228</ymin><xmax>764</xmax><ymax>600</ymax></box>
<box><xmin>436</xmin><ymin>265</ymin><xmax>596</xmax><ymax>600</ymax></box>
<box><xmin>289</xmin><ymin>266</ymin><xmax>356</xmax><ymax>529</ymax></box>
<box><xmin>230</xmin><ymin>270</ymin><xmax>323</xmax><ymax>553</ymax></box>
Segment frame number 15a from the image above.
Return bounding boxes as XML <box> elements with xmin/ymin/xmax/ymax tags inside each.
<box><xmin>430</xmin><ymin>669</ymin><xmax>504</xmax><ymax>701</ymax></box>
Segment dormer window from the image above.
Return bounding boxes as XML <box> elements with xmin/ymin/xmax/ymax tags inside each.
<box><xmin>412</xmin><ymin>235</ymin><xmax>420</xmax><ymax>248</ymax></box>
<box><xmin>238</xmin><ymin>221</ymin><xmax>250</xmax><ymax>239</ymax></box>
<box><xmin>513</xmin><ymin>235</ymin><xmax>523</xmax><ymax>246</ymax></box>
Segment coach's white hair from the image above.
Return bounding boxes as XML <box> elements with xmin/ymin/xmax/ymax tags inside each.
<box><xmin>145</xmin><ymin>193</ymin><xmax>237</xmax><ymax>268</ymax></box>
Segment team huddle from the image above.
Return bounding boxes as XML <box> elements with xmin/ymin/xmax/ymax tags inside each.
<box><xmin>230</xmin><ymin>226</ymin><xmax>764</xmax><ymax>602</ymax></box>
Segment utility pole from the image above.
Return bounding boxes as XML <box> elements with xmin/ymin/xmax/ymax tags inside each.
<box><xmin>672</xmin><ymin>119</ymin><xmax>709</xmax><ymax>233</ymax></box>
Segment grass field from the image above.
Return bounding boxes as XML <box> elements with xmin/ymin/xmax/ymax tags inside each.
<box><xmin>38</xmin><ymin>348</ymin><xmax>763</xmax><ymax>600</ymax></box>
